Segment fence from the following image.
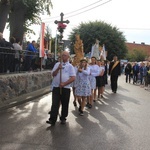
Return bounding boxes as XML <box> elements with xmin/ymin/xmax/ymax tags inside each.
<box><xmin>0</xmin><ymin>46</ymin><xmax>56</xmax><ymax>74</ymax></box>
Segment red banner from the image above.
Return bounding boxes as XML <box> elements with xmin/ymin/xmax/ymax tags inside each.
<box><xmin>39</xmin><ymin>22</ymin><xmax>45</xmax><ymax>57</ymax></box>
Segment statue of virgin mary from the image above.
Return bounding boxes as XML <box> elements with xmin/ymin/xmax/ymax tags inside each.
<box><xmin>90</xmin><ymin>39</ymin><xmax>100</xmax><ymax>60</ymax></box>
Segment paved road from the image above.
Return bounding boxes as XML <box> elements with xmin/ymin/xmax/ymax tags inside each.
<box><xmin>0</xmin><ymin>75</ymin><xmax>150</xmax><ymax>150</ymax></box>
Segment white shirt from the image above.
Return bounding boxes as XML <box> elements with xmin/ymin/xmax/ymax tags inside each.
<box><xmin>52</xmin><ymin>61</ymin><xmax>76</xmax><ymax>88</ymax></box>
<box><xmin>78</xmin><ymin>66</ymin><xmax>90</xmax><ymax>80</ymax></box>
<box><xmin>99</xmin><ymin>66</ymin><xmax>105</xmax><ymax>75</ymax></box>
<box><xmin>13</xmin><ymin>43</ymin><xmax>22</xmax><ymax>59</ymax></box>
<box><xmin>89</xmin><ymin>64</ymin><xmax>100</xmax><ymax>77</ymax></box>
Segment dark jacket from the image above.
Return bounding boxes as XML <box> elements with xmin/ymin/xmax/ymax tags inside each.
<box><xmin>125</xmin><ymin>63</ymin><xmax>132</xmax><ymax>74</ymax></box>
<box><xmin>133</xmin><ymin>64</ymin><xmax>139</xmax><ymax>74</ymax></box>
<box><xmin>109</xmin><ymin>61</ymin><xmax>121</xmax><ymax>76</ymax></box>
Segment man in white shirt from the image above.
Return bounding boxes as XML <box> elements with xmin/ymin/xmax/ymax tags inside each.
<box><xmin>46</xmin><ymin>51</ymin><xmax>76</xmax><ymax>125</ymax></box>
<box><xmin>13</xmin><ymin>38</ymin><xmax>22</xmax><ymax>72</ymax></box>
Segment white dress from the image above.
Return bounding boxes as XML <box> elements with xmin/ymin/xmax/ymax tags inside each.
<box><xmin>89</xmin><ymin>64</ymin><xmax>100</xmax><ymax>90</ymax></box>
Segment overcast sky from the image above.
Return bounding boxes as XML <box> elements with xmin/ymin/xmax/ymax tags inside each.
<box><xmin>3</xmin><ymin>0</ymin><xmax>150</xmax><ymax>44</ymax></box>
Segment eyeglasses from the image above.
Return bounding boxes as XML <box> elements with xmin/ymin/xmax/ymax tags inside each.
<box><xmin>62</xmin><ymin>54</ymin><xmax>68</xmax><ymax>56</ymax></box>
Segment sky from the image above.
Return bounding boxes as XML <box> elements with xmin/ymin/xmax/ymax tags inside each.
<box><xmin>3</xmin><ymin>0</ymin><xmax>150</xmax><ymax>44</ymax></box>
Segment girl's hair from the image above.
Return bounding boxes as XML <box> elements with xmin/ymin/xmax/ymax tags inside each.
<box><xmin>79</xmin><ymin>59</ymin><xmax>87</xmax><ymax>70</ymax></box>
<box><xmin>91</xmin><ymin>56</ymin><xmax>97</xmax><ymax>64</ymax></box>
<box><xmin>80</xmin><ymin>58</ymin><xmax>87</xmax><ymax>63</ymax></box>
<box><xmin>91</xmin><ymin>56</ymin><xmax>97</xmax><ymax>60</ymax></box>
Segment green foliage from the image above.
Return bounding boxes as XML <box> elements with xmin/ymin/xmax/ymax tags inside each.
<box><xmin>125</xmin><ymin>49</ymin><xmax>147</xmax><ymax>62</ymax></box>
<box><xmin>45</xmin><ymin>25</ymin><xmax>52</xmax><ymax>41</ymax></box>
<box><xmin>15</xmin><ymin>0</ymin><xmax>53</xmax><ymax>32</ymax></box>
<box><xmin>69</xmin><ymin>21</ymin><xmax>127</xmax><ymax>60</ymax></box>
<box><xmin>6</xmin><ymin>0</ymin><xmax>53</xmax><ymax>41</ymax></box>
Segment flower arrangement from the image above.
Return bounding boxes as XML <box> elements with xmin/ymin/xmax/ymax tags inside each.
<box><xmin>57</xmin><ymin>23</ymin><xmax>67</xmax><ymax>33</ymax></box>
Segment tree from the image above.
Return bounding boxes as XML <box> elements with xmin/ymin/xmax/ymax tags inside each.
<box><xmin>9</xmin><ymin>0</ymin><xmax>52</xmax><ymax>43</ymax></box>
<box><xmin>45</xmin><ymin>25</ymin><xmax>52</xmax><ymax>50</ymax></box>
<box><xmin>0</xmin><ymin>0</ymin><xmax>10</xmax><ymax>32</ymax></box>
<box><xmin>125</xmin><ymin>49</ymin><xmax>147</xmax><ymax>62</ymax></box>
<box><xmin>69</xmin><ymin>21</ymin><xmax>127</xmax><ymax>60</ymax></box>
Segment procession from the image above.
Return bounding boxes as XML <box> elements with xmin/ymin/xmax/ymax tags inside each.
<box><xmin>46</xmin><ymin>32</ymin><xmax>123</xmax><ymax>125</ymax></box>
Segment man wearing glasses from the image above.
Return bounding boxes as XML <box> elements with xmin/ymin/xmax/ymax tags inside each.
<box><xmin>46</xmin><ymin>51</ymin><xmax>76</xmax><ymax>125</ymax></box>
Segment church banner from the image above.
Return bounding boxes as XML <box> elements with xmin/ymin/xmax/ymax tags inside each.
<box><xmin>39</xmin><ymin>22</ymin><xmax>45</xmax><ymax>58</ymax></box>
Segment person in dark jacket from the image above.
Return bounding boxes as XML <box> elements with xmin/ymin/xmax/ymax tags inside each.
<box><xmin>125</xmin><ymin>62</ymin><xmax>132</xmax><ymax>83</ymax></box>
<box><xmin>132</xmin><ymin>62</ymin><xmax>139</xmax><ymax>84</ymax></box>
<box><xmin>109</xmin><ymin>55</ymin><xmax>121</xmax><ymax>93</ymax></box>
<box><xmin>24</xmin><ymin>40</ymin><xmax>38</xmax><ymax>71</ymax></box>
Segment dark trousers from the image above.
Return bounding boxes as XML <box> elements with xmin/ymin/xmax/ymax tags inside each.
<box><xmin>110</xmin><ymin>75</ymin><xmax>119</xmax><ymax>92</ymax></box>
<box><xmin>133</xmin><ymin>73</ymin><xmax>138</xmax><ymax>83</ymax></box>
<box><xmin>24</xmin><ymin>56</ymin><xmax>32</xmax><ymax>71</ymax></box>
<box><xmin>126</xmin><ymin>73</ymin><xmax>131</xmax><ymax>83</ymax></box>
<box><xmin>140</xmin><ymin>74</ymin><xmax>143</xmax><ymax>84</ymax></box>
<box><xmin>50</xmin><ymin>87</ymin><xmax>71</xmax><ymax>122</ymax></box>
<box><xmin>145</xmin><ymin>75</ymin><xmax>150</xmax><ymax>86</ymax></box>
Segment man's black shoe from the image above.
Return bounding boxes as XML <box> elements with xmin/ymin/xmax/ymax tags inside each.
<box><xmin>60</xmin><ymin>120</ymin><xmax>66</xmax><ymax>124</ymax></box>
<box><xmin>46</xmin><ymin>120</ymin><xmax>55</xmax><ymax>125</ymax></box>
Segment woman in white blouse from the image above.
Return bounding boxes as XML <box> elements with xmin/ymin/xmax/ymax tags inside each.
<box><xmin>87</xmin><ymin>57</ymin><xmax>100</xmax><ymax>108</ymax></box>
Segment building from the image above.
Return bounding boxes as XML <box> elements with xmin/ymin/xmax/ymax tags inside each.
<box><xmin>126</xmin><ymin>42</ymin><xmax>150</xmax><ymax>56</ymax></box>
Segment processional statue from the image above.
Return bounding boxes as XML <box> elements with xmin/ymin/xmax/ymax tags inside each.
<box><xmin>72</xmin><ymin>34</ymin><xmax>84</xmax><ymax>66</ymax></box>
<box><xmin>91</xmin><ymin>39</ymin><xmax>101</xmax><ymax>60</ymax></box>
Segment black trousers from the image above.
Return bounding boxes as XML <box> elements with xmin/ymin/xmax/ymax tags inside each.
<box><xmin>110</xmin><ymin>75</ymin><xmax>119</xmax><ymax>92</ymax></box>
<box><xmin>24</xmin><ymin>56</ymin><xmax>32</xmax><ymax>71</ymax></box>
<box><xmin>126</xmin><ymin>73</ymin><xmax>131</xmax><ymax>83</ymax></box>
<box><xmin>50</xmin><ymin>87</ymin><xmax>71</xmax><ymax>122</ymax></box>
<box><xmin>133</xmin><ymin>73</ymin><xmax>138</xmax><ymax>83</ymax></box>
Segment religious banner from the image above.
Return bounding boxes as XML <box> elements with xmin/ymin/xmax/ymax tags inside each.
<box><xmin>39</xmin><ymin>22</ymin><xmax>45</xmax><ymax>58</ymax></box>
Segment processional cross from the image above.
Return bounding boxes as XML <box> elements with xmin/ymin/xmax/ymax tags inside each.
<box><xmin>54</xmin><ymin>12</ymin><xmax>69</xmax><ymax>25</ymax></box>
<box><xmin>54</xmin><ymin>13</ymin><xmax>69</xmax><ymax>35</ymax></box>
<box><xmin>54</xmin><ymin>12</ymin><xmax>70</xmax><ymax>94</ymax></box>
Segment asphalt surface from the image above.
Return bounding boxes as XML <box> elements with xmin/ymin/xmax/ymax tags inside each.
<box><xmin>0</xmin><ymin>75</ymin><xmax>150</xmax><ymax>150</ymax></box>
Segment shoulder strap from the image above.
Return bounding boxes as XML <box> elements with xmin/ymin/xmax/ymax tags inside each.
<box><xmin>111</xmin><ymin>61</ymin><xmax>119</xmax><ymax>73</ymax></box>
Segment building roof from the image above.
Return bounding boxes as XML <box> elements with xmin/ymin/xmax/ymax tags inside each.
<box><xmin>126</xmin><ymin>42</ymin><xmax>150</xmax><ymax>56</ymax></box>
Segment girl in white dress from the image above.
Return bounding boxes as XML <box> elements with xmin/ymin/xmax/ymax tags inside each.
<box><xmin>75</xmin><ymin>59</ymin><xmax>91</xmax><ymax>115</ymax></box>
<box><xmin>99</xmin><ymin>61</ymin><xmax>106</xmax><ymax>98</ymax></box>
<box><xmin>87</xmin><ymin>57</ymin><xmax>100</xmax><ymax>108</ymax></box>
<box><xmin>95</xmin><ymin>60</ymin><xmax>105</xmax><ymax>99</ymax></box>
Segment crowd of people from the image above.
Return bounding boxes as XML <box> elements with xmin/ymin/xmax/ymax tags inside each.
<box><xmin>124</xmin><ymin>61</ymin><xmax>150</xmax><ymax>89</ymax></box>
<box><xmin>46</xmin><ymin>52</ymin><xmax>150</xmax><ymax>125</ymax></box>
<box><xmin>0</xmin><ymin>32</ymin><xmax>56</xmax><ymax>73</ymax></box>
<box><xmin>1</xmin><ymin>32</ymin><xmax>150</xmax><ymax>125</ymax></box>
<box><xmin>46</xmin><ymin>52</ymin><xmax>122</xmax><ymax>125</ymax></box>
